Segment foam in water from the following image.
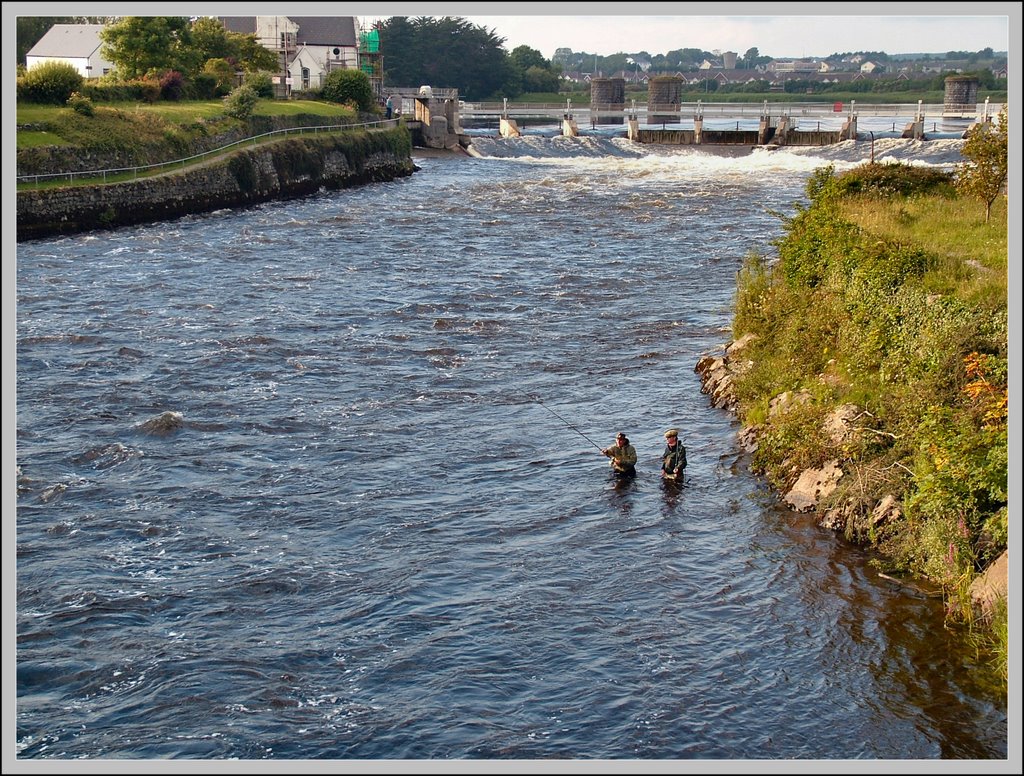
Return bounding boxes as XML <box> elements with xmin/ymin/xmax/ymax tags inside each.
<box><xmin>465</xmin><ymin>134</ymin><xmax>966</xmax><ymax>173</ymax></box>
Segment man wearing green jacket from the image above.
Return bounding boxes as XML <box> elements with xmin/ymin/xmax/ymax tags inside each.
<box><xmin>603</xmin><ymin>432</ymin><xmax>637</xmax><ymax>477</ymax></box>
<box><xmin>661</xmin><ymin>428</ymin><xmax>687</xmax><ymax>482</ymax></box>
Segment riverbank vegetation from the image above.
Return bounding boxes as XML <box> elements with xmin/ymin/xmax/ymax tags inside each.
<box><xmin>730</xmin><ymin>116</ymin><xmax>1008</xmax><ymax>682</ymax></box>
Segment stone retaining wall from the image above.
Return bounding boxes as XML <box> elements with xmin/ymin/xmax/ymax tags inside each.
<box><xmin>17</xmin><ymin>114</ymin><xmax>355</xmax><ymax>176</ymax></box>
<box><xmin>17</xmin><ymin>130</ymin><xmax>415</xmax><ymax>241</ymax></box>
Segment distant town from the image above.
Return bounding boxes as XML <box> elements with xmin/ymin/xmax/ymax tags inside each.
<box><xmin>551</xmin><ymin>47</ymin><xmax>1009</xmax><ymax>91</ymax></box>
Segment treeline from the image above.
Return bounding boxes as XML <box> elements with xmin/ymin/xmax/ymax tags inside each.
<box><xmin>703</xmin><ymin>69</ymin><xmax>1006</xmax><ymax>95</ymax></box>
<box><xmin>378</xmin><ymin>16</ymin><xmax>562</xmax><ymax>99</ymax></box>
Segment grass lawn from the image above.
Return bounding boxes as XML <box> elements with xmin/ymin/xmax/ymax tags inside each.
<box><xmin>17</xmin><ymin>98</ymin><xmax>359</xmax><ymax>127</ymax></box>
<box><xmin>17</xmin><ymin>130</ymin><xmax>73</xmax><ymax>148</ymax></box>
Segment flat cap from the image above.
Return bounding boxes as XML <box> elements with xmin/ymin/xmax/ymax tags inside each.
<box><xmin>664</xmin><ymin>428</ymin><xmax>679</xmax><ymax>438</ymax></box>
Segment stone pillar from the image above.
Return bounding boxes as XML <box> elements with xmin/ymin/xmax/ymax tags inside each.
<box><xmin>901</xmin><ymin>119</ymin><xmax>924</xmax><ymax>140</ymax></box>
<box><xmin>944</xmin><ymin>75</ymin><xmax>979</xmax><ymax>115</ymax></box>
<box><xmin>647</xmin><ymin>76</ymin><xmax>682</xmax><ymax>124</ymax></box>
<box><xmin>590</xmin><ymin>77</ymin><xmax>625</xmax><ymax>125</ymax></box>
<box><xmin>773</xmin><ymin>115</ymin><xmax>791</xmax><ymax>145</ymax></box>
<box><xmin>840</xmin><ymin>115</ymin><xmax>857</xmax><ymax>140</ymax></box>
<box><xmin>499</xmin><ymin>118</ymin><xmax>521</xmax><ymax>138</ymax></box>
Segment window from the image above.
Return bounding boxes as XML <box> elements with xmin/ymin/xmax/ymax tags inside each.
<box><xmin>302</xmin><ymin>67</ymin><xmax>310</xmax><ymax>90</ymax></box>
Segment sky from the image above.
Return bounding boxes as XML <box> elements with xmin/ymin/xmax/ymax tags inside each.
<box><xmin>350</xmin><ymin>2</ymin><xmax>1017</xmax><ymax>61</ymax></box>
<box><xmin>455</xmin><ymin>12</ymin><xmax>1013</xmax><ymax>61</ymax></box>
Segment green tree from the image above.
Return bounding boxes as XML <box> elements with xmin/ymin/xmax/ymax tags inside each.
<box><xmin>379</xmin><ymin>16</ymin><xmax>513</xmax><ymax>100</ymax></box>
<box><xmin>232</xmin><ymin>34</ymin><xmax>279</xmax><ymax>73</ymax></box>
<box><xmin>509</xmin><ymin>45</ymin><xmax>547</xmax><ymax>72</ymax></box>
<box><xmin>956</xmin><ymin>105</ymin><xmax>1009</xmax><ymax>222</ymax></box>
<box><xmin>100</xmin><ymin>16</ymin><xmax>200</xmax><ymax>79</ymax></box>
<box><xmin>202</xmin><ymin>57</ymin><xmax>237</xmax><ymax>95</ymax></box>
<box><xmin>191</xmin><ymin>16</ymin><xmax>278</xmax><ymax>74</ymax></box>
<box><xmin>321</xmin><ymin>68</ymin><xmax>374</xmax><ymax>111</ymax></box>
<box><xmin>522</xmin><ymin>65</ymin><xmax>560</xmax><ymax>94</ymax></box>
<box><xmin>508</xmin><ymin>45</ymin><xmax>561</xmax><ymax>94</ymax></box>
<box><xmin>191</xmin><ymin>16</ymin><xmax>234</xmax><ymax>61</ymax></box>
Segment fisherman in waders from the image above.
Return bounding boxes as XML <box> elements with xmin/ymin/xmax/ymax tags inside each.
<box><xmin>603</xmin><ymin>432</ymin><xmax>637</xmax><ymax>477</ymax></box>
<box><xmin>661</xmin><ymin>428</ymin><xmax>687</xmax><ymax>483</ymax></box>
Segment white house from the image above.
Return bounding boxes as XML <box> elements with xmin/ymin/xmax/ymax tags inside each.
<box><xmin>25</xmin><ymin>24</ymin><xmax>113</xmax><ymax>79</ymax></box>
<box><xmin>220</xmin><ymin>16</ymin><xmax>359</xmax><ymax>90</ymax></box>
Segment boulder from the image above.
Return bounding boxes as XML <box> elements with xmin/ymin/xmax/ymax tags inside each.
<box><xmin>968</xmin><ymin>550</ymin><xmax>1008</xmax><ymax>621</ymax></box>
<box><xmin>783</xmin><ymin>460</ymin><xmax>843</xmax><ymax>512</ymax></box>
<box><xmin>824</xmin><ymin>403</ymin><xmax>862</xmax><ymax>446</ymax></box>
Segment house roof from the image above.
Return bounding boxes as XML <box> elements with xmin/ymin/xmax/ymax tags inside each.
<box><xmin>220</xmin><ymin>16</ymin><xmax>357</xmax><ymax>46</ymax></box>
<box><xmin>220</xmin><ymin>17</ymin><xmax>257</xmax><ymax>34</ymax></box>
<box><xmin>27</xmin><ymin>24</ymin><xmax>105</xmax><ymax>59</ymax></box>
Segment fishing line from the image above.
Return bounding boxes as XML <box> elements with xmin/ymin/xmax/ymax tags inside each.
<box><xmin>530</xmin><ymin>394</ymin><xmax>604</xmax><ymax>451</ymax></box>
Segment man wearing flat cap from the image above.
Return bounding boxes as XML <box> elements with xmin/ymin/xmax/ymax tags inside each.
<box><xmin>602</xmin><ymin>432</ymin><xmax>637</xmax><ymax>477</ymax></box>
<box><xmin>661</xmin><ymin>428</ymin><xmax>687</xmax><ymax>482</ymax></box>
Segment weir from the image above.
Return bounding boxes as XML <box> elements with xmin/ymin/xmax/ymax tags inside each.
<box><xmin>396</xmin><ymin>87</ymin><xmax>998</xmax><ymax>150</ymax></box>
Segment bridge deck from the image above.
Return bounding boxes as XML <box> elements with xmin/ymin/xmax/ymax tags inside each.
<box><xmin>458</xmin><ymin>101</ymin><xmax>991</xmax><ymax>121</ymax></box>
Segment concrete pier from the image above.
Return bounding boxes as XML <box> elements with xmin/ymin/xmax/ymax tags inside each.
<box><xmin>840</xmin><ymin>114</ymin><xmax>857</xmax><ymax>140</ymax></box>
<box><xmin>500</xmin><ymin>118</ymin><xmax>522</xmax><ymax>138</ymax></box>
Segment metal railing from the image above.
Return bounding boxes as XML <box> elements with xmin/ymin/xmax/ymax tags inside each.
<box><xmin>459</xmin><ymin>101</ymin><xmax>999</xmax><ymax>120</ymax></box>
<box><xmin>17</xmin><ymin>118</ymin><xmax>400</xmax><ymax>189</ymax></box>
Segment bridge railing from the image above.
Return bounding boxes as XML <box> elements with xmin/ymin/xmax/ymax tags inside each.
<box><xmin>17</xmin><ymin>119</ymin><xmax>399</xmax><ymax>189</ymax></box>
<box><xmin>458</xmin><ymin>101</ymin><xmax>997</xmax><ymax>119</ymax></box>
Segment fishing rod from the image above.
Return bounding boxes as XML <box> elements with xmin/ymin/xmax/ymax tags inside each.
<box><xmin>530</xmin><ymin>394</ymin><xmax>604</xmax><ymax>451</ymax></box>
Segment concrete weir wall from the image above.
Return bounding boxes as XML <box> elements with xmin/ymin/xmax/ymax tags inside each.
<box><xmin>17</xmin><ymin>130</ymin><xmax>415</xmax><ymax>242</ymax></box>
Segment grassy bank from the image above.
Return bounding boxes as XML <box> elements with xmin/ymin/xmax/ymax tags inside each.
<box><xmin>16</xmin><ymin>98</ymin><xmax>367</xmax><ymax>188</ymax></box>
<box><xmin>731</xmin><ymin>163</ymin><xmax>1008</xmax><ymax>682</ymax></box>
<box><xmin>16</xmin><ymin>99</ymin><xmax>360</xmax><ymax>162</ymax></box>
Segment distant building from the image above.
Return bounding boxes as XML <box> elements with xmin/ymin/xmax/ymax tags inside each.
<box><xmin>220</xmin><ymin>16</ymin><xmax>359</xmax><ymax>91</ymax></box>
<box><xmin>25</xmin><ymin>23</ymin><xmax>113</xmax><ymax>78</ymax></box>
<box><xmin>769</xmin><ymin>59</ymin><xmax>821</xmax><ymax>74</ymax></box>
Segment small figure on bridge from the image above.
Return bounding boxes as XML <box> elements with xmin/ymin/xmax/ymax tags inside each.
<box><xmin>385</xmin><ymin>95</ymin><xmax>394</xmax><ymax>119</ymax></box>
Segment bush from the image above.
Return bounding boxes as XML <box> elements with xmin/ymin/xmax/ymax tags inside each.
<box><xmin>245</xmin><ymin>72</ymin><xmax>275</xmax><ymax>99</ymax></box>
<box><xmin>67</xmin><ymin>91</ymin><xmax>94</xmax><ymax>116</ymax></box>
<box><xmin>223</xmin><ymin>84</ymin><xmax>260</xmax><ymax>120</ymax></box>
<box><xmin>321</xmin><ymin>68</ymin><xmax>374</xmax><ymax>111</ymax></box>
<box><xmin>186</xmin><ymin>73</ymin><xmax>220</xmax><ymax>100</ymax></box>
<box><xmin>835</xmin><ymin>161</ymin><xmax>955</xmax><ymax>198</ymax></box>
<box><xmin>203</xmin><ymin>58</ymin><xmax>237</xmax><ymax>96</ymax></box>
<box><xmin>138</xmin><ymin>78</ymin><xmax>161</xmax><ymax>104</ymax></box>
<box><xmin>19</xmin><ymin>61</ymin><xmax>84</xmax><ymax>104</ymax></box>
<box><xmin>159</xmin><ymin>70</ymin><xmax>186</xmax><ymax>101</ymax></box>
<box><xmin>79</xmin><ymin>79</ymin><xmax>161</xmax><ymax>103</ymax></box>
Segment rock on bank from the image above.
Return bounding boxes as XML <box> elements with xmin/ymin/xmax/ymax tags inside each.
<box><xmin>17</xmin><ymin>128</ymin><xmax>415</xmax><ymax>242</ymax></box>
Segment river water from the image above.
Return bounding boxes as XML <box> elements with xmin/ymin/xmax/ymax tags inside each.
<box><xmin>13</xmin><ymin>131</ymin><xmax>1009</xmax><ymax>764</ymax></box>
